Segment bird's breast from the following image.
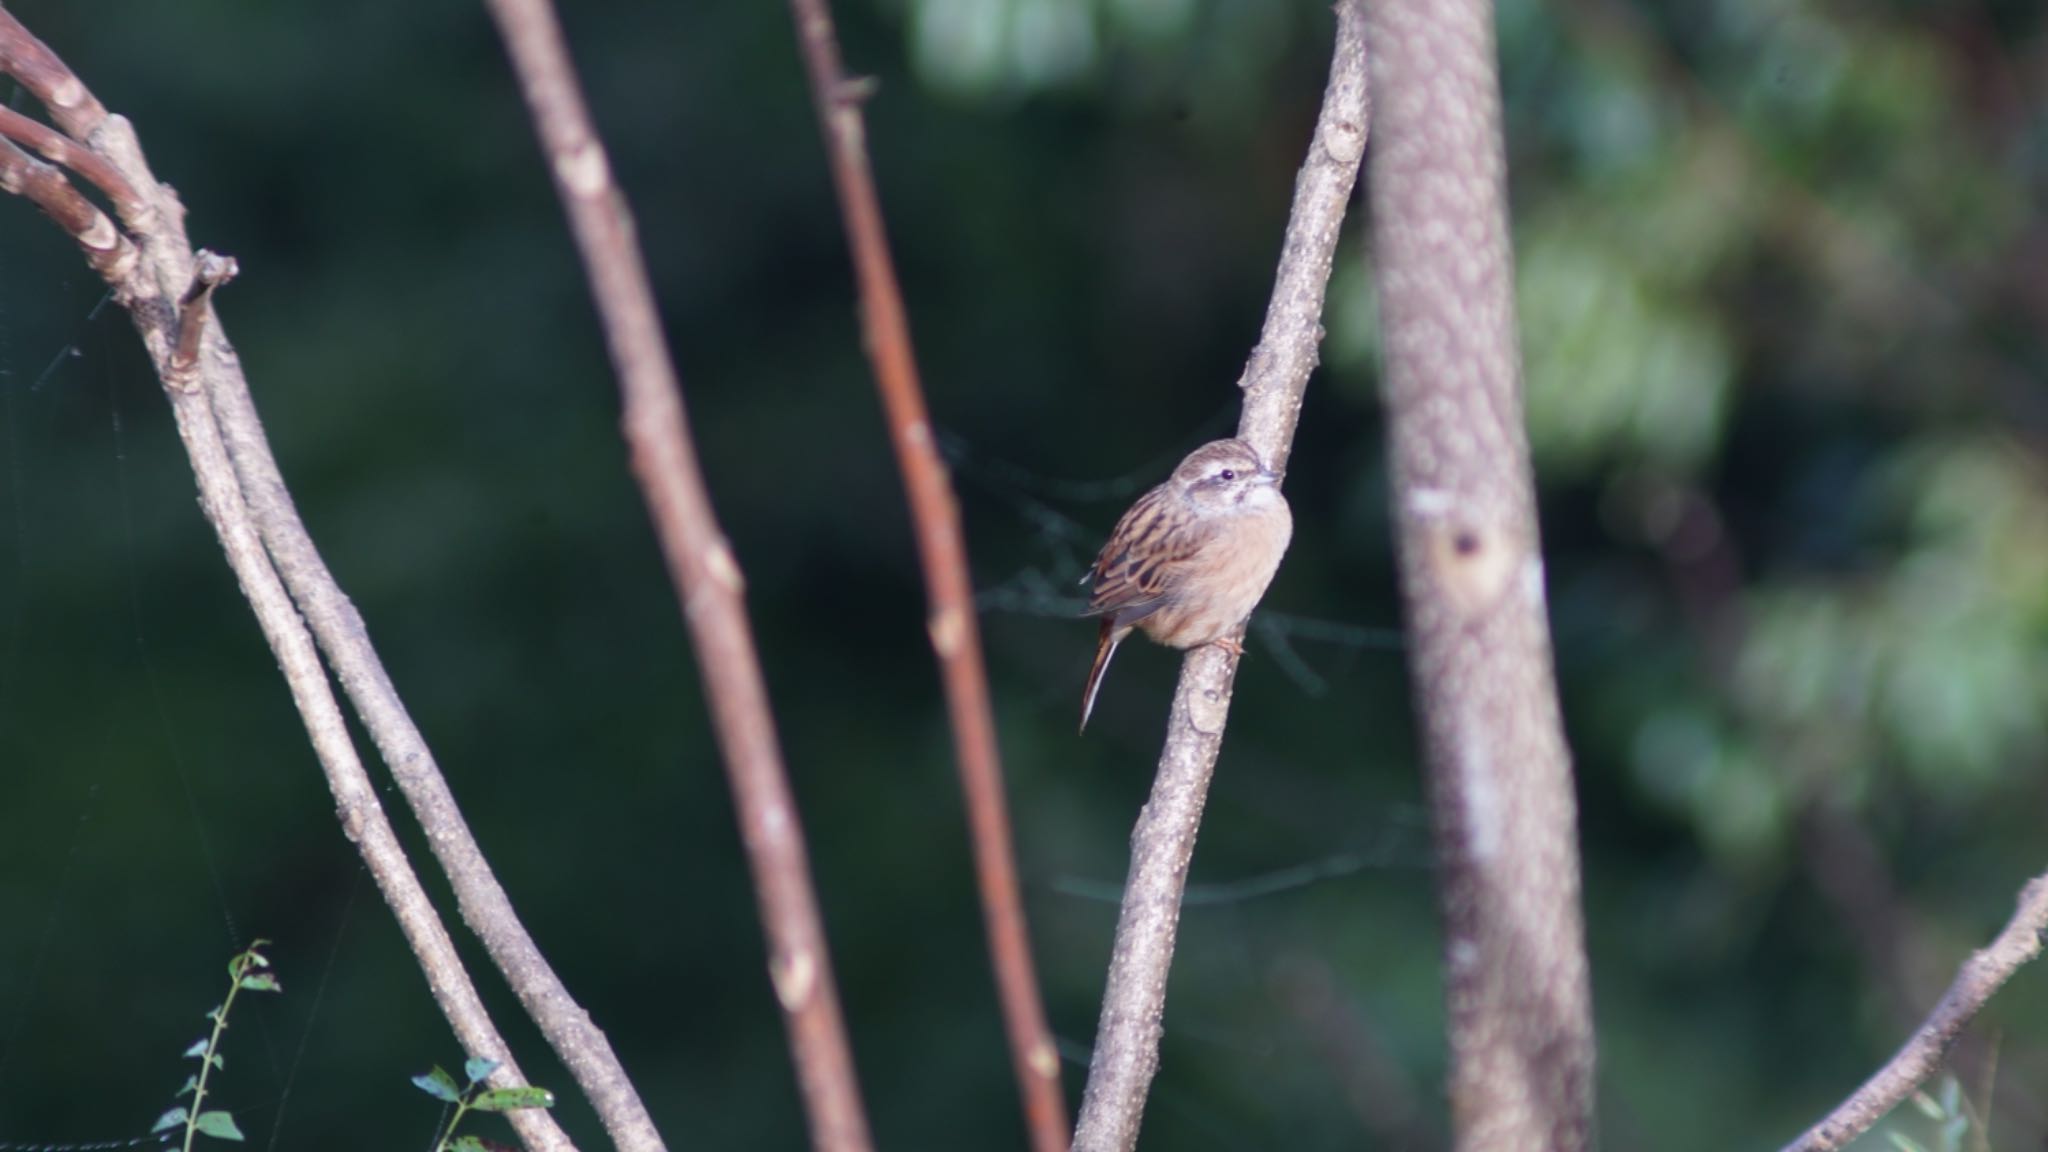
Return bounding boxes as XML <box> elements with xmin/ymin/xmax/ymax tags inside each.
<box><xmin>1138</xmin><ymin>502</ymin><xmax>1293</xmax><ymax>649</ymax></box>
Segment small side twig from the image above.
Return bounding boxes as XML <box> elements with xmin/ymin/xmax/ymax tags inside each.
<box><xmin>1071</xmin><ymin>6</ymin><xmax>1371</xmax><ymax>1150</ymax></box>
<box><xmin>482</xmin><ymin>1</ymin><xmax>874</xmax><ymax>1149</ymax></box>
<box><xmin>1781</xmin><ymin>875</ymin><xmax>2048</xmax><ymax>1152</ymax></box>
<box><xmin>784</xmin><ymin>2</ymin><xmax>1067</xmax><ymax>1148</ymax></box>
<box><xmin>169</xmin><ymin>250</ymin><xmax>237</xmax><ymax>387</ymax></box>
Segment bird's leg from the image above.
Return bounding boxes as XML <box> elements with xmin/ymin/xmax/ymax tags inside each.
<box><xmin>1208</xmin><ymin>634</ymin><xmax>1246</xmax><ymax>658</ymax></box>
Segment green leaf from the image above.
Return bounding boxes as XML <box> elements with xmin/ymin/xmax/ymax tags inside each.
<box><xmin>463</xmin><ymin>1057</ymin><xmax>501</xmax><ymax>1086</ymax></box>
<box><xmin>209</xmin><ymin>1053</ymin><xmax>226</xmax><ymax>1071</ymax></box>
<box><xmin>239</xmin><ymin>972</ymin><xmax>281</xmax><ymax>993</ymax></box>
<box><xmin>1888</xmin><ymin>1133</ymin><xmax>1929</xmax><ymax>1152</ymax></box>
<box><xmin>178</xmin><ymin>1074</ymin><xmax>199</xmax><ymax>1097</ymax></box>
<box><xmin>449</xmin><ymin>1137</ymin><xmax>489</xmax><ymax>1152</ymax></box>
<box><xmin>193</xmin><ymin>1110</ymin><xmax>245</xmax><ymax>1141</ymax></box>
<box><xmin>151</xmin><ymin>1107</ymin><xmax>188</xmax><ymax>1134</ymax></box>
<box><xmin>1938</xmin><ymin>1076</ymin><xmax>1961</xmax><ymax>1118</ymax></box>
<box><xmin>1911</xmin><ymin>1090</ymin><xmax>1943</xmax><ymax>1120</ymax></box>
<box><xmin>472</xmin><ymin>1086</ymin><xmax>555</xmax><ymax>1112</ymax></box>
<box><xmin>412</xmin><ymin>1066</ymin><xmax>462</xmax><ymax>1103</ymax></box>
<box><xmin>183</xmin><ymin>1039</ymin><xmax>209</xmax><ymax>1059</ymax></box>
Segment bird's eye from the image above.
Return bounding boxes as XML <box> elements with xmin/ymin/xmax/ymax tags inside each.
<box><xmin>1218</xmin><ymin>469</ymin><xmax>1236</xmax><ymax>481</ymax></box>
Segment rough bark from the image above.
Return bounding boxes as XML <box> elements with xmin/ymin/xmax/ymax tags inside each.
<box><xmin>1365</xmin><ymin>0</ymin><xmax>1596</xmax><ymax>1146</ymax></box>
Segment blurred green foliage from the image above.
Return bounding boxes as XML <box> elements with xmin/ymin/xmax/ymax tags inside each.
<box><xmin>1</xmin><ymin>0</ymin><xmax>2044</xmax><ymax>1149</ymax></box>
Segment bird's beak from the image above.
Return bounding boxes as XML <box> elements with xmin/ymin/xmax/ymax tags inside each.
<box><xmin>1254</xmin><ymin>468</ymin><xmax>1280</xmax><ymax>486</ymax></box>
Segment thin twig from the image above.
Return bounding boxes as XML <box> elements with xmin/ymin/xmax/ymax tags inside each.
<box><xmin>1071</xmin><ymin>6</ymin><xmax>1371</xmax><ymax>1149</ymax></box>
<box><xmin>0</xmin><ymin>135</ymin><xmax>135</xmax><ymax>281</ymax></box>
<box><xmin>783</xmin><ymin>2</ymin><xmax>1068</xmax><ymax>1147</ymax></box>
<box><xmin>1781</xmin><ymin>875</ymin><xmax>2048</xmax><ymax>1152</ymax></box>
<box><xmin>480</xmin><ymin>1</ymin><xmax>875</xmax><ymax>1149</ymax></box>
<box><xmin>0</xmin><ymin>101</ymin><xmax>150</xmax><ymax>225</ymax></box>
<box><xmin>0</xmin><ymin>11</ymin><xmax>581</xmax><ymax>1150</ymax></box>
<box><xmin>0</xmin><ymin>11</ymin><xmax>110</xmax><ymax>139</ymax></box>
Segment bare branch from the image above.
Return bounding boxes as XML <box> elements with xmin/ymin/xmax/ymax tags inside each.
<box><xmin>0</xmin><ymin>10</ymin><xmax>601</xmax><ymax>1150</ymax></box>
<box><xmin>0</xmin><ymin>101</ymin><xmax>150</xmax><ymax>225</ymax></box>
<box><xmin>783</xmin><ymin>2</ymin><xmax>1068</xmax><ymax>1147</ymax></box>
<box><xmin>156</xmin><ymin>346</ymin><xmax>575</xmax><ymax>1152</ymax></box>
<box><xmin>204</xmin><ymin>309</ymin><xmax>667</xmax><ymax>1152</ymax></box>
<box><xmin>1782</xmin><ymin>875</ymin><xmax>2048</xmax><ymax>1152</ymax></box>
<box><xmin>1366</xmin><ymin>0</ymin><xmax>1595</xmax><ymax>1146</ymax></box>
<box><xmin>0</xmin><ymin>10</ymin><xmax>110</xmax><ymax>138</ymax></box>
<box><xmin>1071</xmin><ymin>5</ymin><xmax>1371</xmax><ymax>1149</ymax></box>
<box><xmin>480</xmin><ymin>1</ymin><xmax>875</xmax><ymax>1149</ymax></box>
<box><xmin>0</xmin><ymin>134</ymin><xmax>135</xmax><ymax>282</ymax></box>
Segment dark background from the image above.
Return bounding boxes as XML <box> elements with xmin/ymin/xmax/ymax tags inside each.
<box><xmin>2</xmin><ymin>0</ymin><xmax>2045</xmax><ymax>1148</ymax></box>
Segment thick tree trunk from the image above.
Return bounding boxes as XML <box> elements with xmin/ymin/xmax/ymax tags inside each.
<box><xmin>1365</xmin><ymin>0</ymin><xmax>1596</xmax><ymax>1148</ymax></box>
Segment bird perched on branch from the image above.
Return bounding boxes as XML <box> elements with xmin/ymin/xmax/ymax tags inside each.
<box><xmin>1080</xmin><ymin>438</ymin><xmax>1293</xmax><ymax>731</ymax></box>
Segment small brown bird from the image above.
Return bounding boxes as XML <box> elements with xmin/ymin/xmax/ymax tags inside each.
<box><xmin>1080</xmin><ymin>438</ymin><xmax>1293</xmax><ymax>730</ymax></box>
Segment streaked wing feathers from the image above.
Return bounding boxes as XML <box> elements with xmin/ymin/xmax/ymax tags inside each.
<box><xmin>1085</xmin><ymin>484</ymin><xmax>1211</xmax><ymax>625</ymax></box>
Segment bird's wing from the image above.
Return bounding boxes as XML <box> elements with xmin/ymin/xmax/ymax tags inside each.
<box><xmin>1084</xmin><ymin>485</ymin><xmax>1214</xmax><ymax>626</ymax></box>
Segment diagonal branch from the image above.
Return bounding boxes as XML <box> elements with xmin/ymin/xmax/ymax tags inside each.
<box><xmin>156</xmin><ymin>310</ymin><xmax>576</xmax><ymax>1152</ymax></box>
<box><xmin>480</xmin><ymin>1</ymin><xmax>875</xmax><ymax>1149</ymax></box>
<box><xmin>1071</xmin><ymin>6</ymin><xmax>1371</xmax><ymax>1149</ymax></box>
<box><xmin>783</xmin><ymin>2</ymin><xmax>1068</xmax><ymax>1148</ymax></box>
<box><xmin>0</xmin><ymin>12</ymin><xmax>578</xmax><ymax>1150</ymax></box>
<box><xmin>0</xmin><ymin>133</ymin><xmax>135</xmax><ymax>281</ymax></box>
<box><xmin>0</xmin><ymin>102</ymin><xmax>149</xmax><ymax>225</ymax></box>
<box><xmin>1781</xmin><ymin>874</ymin><xmax>2048</xmax><ymax>1152</ymax></box>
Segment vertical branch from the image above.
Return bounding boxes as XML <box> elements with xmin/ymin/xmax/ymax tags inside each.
<box><xmin>1366</xmin><ymin>0</ymin><xmax>1596</xmax><ymax>1147</ymax></box>
<box><xmin>1071</xmin><ymin>6</ymin><xmax>1371</xmax><ymax>1150</ymax></box>
<box><xmin>782</xmin><ymin>2</ymin><xmax>1067</xmax><ymax>1148</ymax></box>
<box><xmin>480</xmin><ymin>2</ymin><xmax>874</xmax><ymax>1149</ymax></box>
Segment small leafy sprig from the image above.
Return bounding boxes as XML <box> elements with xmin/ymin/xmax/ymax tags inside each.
<box><xmin>1886</xmin><ymin>1075</ymin><xmax>1984</xmax><ymax>1152</ymax></box>
<box><xmin>412</xmin><ymin>1057</ymin><xmax>554</xmax><ymax>1152</ymax></box>
<box><xmin>150</xmin><ymin>941</ymin><xmax>281</xmax><ymax>1151</ymax></box>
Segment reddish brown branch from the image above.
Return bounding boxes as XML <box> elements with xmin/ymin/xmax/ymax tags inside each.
<box><xmin>0</xmin><ymin>102</ymin><xmax>149</xmax><ymax>225</ymax></box>
<box><xmin>481</xmin><ymin>1</ymin><xmax>874</xmax><ymax>1149</ymax></box>
<box><xmin>0</xmin><ymin>135</ymin><xmax>134</xmax><ymax>281</ymax></box>
<box><xmin>0</xmin><ymin>10</ymin><xmax>109</xmax><ymax>139</ymax></box>
<box><xmin>1071</xmin><ymin>5</ymin><xmax>1371</xmax><ymax>1149</ymax></box>
<box><xmin>783</xmin><ymin>2</ymin><xmax>1068</xmax><ymax>1148</ymax></box>
<box><xmin>1782</xmin><ymin>875</ymin><xmax>2048</xmax><ymax>1152</ymax></box>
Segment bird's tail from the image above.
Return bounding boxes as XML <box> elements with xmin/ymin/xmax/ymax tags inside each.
<box><xmin>1080</xmin><ymin>620</ymin><xmax>1123</xmax><ymax>732</ymax></box>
